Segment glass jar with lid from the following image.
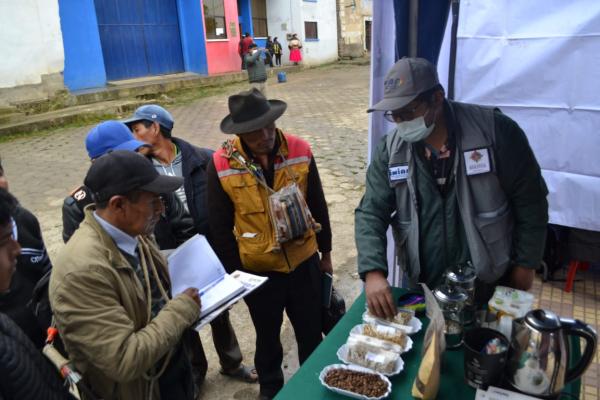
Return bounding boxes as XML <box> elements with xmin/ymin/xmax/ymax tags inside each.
<box><xmin>446</xmin><ymin>262</ymin><xmax>477</xmax><ymax>325</ymax></box>
<box><xmin>433</xmin><ymin>284</ymin><xmax>468</xmax><ymax>349</ymax></box>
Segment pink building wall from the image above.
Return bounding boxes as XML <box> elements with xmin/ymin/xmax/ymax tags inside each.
<box><xmin>202</xmin><ymin>0</ymin><xmax>242</xmax><ymax>74</ymax></box>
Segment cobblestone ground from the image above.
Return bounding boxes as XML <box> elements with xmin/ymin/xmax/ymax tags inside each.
<box><xmin>0</xmin><ymin>64</ymin><xmax>370</xmax><ymax>399</ymax></box>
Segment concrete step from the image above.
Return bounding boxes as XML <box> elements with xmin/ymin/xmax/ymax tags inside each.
<box><xmin>0</xmin><ymin>112</ymin><xmax>25</xmax><ymax>125</ymax></box>
<box><xmin>0</xmin><ymin>99</ymin><xmax>148</xmax><ymax>137</ymax></box>
<box><xmin>0</xmin><ymin>64</ymin><xmax>304</xmax><ymax>137</ymax></box>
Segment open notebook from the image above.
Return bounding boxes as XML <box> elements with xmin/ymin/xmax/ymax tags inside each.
<box><xmin>167</xmin><ymin>234</ymin><xmax>247</xmax><ymax>319</ymax></box>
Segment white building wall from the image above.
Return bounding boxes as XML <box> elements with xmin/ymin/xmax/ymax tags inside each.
<box><xmin>0</xmin><ymin>0</ymin><xmax>64</xmax><ymax>89</ymax></box>
<box><xmin>301</xmin><ymin>0</ymin><xmax>338</xmax><ymax>65</ymax></box>
<box><xmin>267</xmin><ymin>0</ymin><xmax>338</xmax><ymax>66</ymax></box>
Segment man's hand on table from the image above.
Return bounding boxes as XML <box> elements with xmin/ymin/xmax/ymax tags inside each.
<box><xmin>365</xmin><ymin>270</ymin><xmax>396</xmax><ymax>319</ymax></box>
<box><xmin>509</xmin><ymin>265</ymin><xmax>535</xmax><ymax>291</ymax></box>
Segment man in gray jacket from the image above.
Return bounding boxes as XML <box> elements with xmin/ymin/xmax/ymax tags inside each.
<box><xmin>356</xmin><ymin>58</ymin><xmax>548</xmax><ymax>319</ymax></box>
<box><xmin>245</xmin><ymin>43</ymin><xmax>268</xmax><ymax>97</ymax></box>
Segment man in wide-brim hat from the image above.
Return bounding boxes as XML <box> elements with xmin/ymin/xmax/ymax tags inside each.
<box><xmin>207</xmin><ymin>88</ymin><xmax>333</xmax><ymax>400</ymax></box>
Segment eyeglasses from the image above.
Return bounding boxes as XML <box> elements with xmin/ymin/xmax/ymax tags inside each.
<box><xmin>383</xmin><ymin>101</ymin><xmax>426</xmax><ymax>123</ymax></box>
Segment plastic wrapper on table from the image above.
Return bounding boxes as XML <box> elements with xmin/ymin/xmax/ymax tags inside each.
<box><xmin>362</xmin><ymin>311</ymin><xmax>423</xmax><ymax>335</ymax></box>
<box><xmin>350</xmin><ymin>324</ymin><xmax>413</xmax><ymax>353</ymax></box>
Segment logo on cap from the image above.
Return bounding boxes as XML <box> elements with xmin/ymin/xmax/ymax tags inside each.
<box><xmin>384</xmin><ymin>78</ymin><xmax>404</xmax><ymax>93</ymax></box>
<box><xmin>151</xmin><ymin>114</ymin><xmax>157</xmax><ymax>119</ymax></box>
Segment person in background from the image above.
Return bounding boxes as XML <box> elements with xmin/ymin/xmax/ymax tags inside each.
<box><xmin>0</xmin><ymin>157</ymin><xmax>52</xmax><ymax>348</ymax></box>
<box><xmin>0</xmin><ymin>188</ymin><xmax>74</xmax><ymax>400</ymax></box>
<box><xmin>356</xmin><ymin>57</ymin><xmax>548</xmax><ymax>319</ymax></box>
<box><xmin>239</xmin><ymin>32</ymin><xmax>254</xmax><ymax>70</ymax></box>
<box><xmin>288</xmin><ymin>34</ymin><xmax>302</xmax><ymax>65</ymax></box>
<box><xmin>265</xmin><ymin>36</ymin><xmax>274</xmax><ymax>67</ymax></box>
<box><xmin>273</xmin><ymin>37</ymin><xmax>283</xmax><ymax>67</ymax></box>
<box><xmin>50</xmin><ymin>151</ymin><xmax>202</xmax><ymax>400</ymax></box>
<box><xmin>125</xmin><ymin>104</ymin><xmax>258</xmax><ymax>385</ymax></box>
<box><xmin>207</xmin><ymin>89</ymin><xmax>333</xmax><ymax>400</ymax></box>
<box><xmin>245</xmin><ymin>43</ymin><xmax>268</xmax><ymax>97</ymax></box>
<box><xmin>62</xmin><ymin>120</ymin><xmax>150</xmax><ymax>243</ymax></box>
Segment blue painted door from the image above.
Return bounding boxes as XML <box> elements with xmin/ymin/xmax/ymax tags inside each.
<box><xmin>95</xmin><ymin>0</ymin><xmax>184</xmax><ymax>81</ymax></box>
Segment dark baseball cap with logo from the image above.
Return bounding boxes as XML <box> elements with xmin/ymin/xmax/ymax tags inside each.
<box><xmin>84</xmin><ymin>150</ymin><xmax>183</xmax><ymax>203</ymax></box>
<box><xmin>367</xmin><ymin>57</ymin><xmax>440</xmax><ymax>113</ymax></box>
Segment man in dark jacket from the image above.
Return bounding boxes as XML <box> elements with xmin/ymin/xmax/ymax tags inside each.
<box><xmin>245</xmin><ymin>43</ymin><xmax>268</xmax><ymax>97</ymax></box>
<box><xmin>62</xmin><ymin>120</ymin><xmax>151</xmax><ymax>243</ymax></box>
<box><xmin>0</xmin><ymin>188</ymin><xmax>74</xmax><ymax>400</ymax></box>
<box><xmin>125</xmin><ymin>104</ymin><xmax>258</xmax><ymax>385</ymax></box>
<box><xmin>265</xmin><ymin>36</ymin><xmax>274</xmax><ymax>67</ymax></box>
<box><xmin>356</xmin><ymin>58</ymin><xmax>548</xmax><ymax>319</ymax></box>
<box><xmin>0</xmin><ymin>157</ymin><xmax>52</xmax><ymax>348</ymax></box>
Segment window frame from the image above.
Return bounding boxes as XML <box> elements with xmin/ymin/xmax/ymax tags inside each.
<box><xmin>304</xmin><ymin>21</ymin><xmax>319</xmax><ymax>41</ymax></box>
<box><xmin>204</xmin><ymin>0</ymin><xmax>228</xmax><ymax>40</ymax></box>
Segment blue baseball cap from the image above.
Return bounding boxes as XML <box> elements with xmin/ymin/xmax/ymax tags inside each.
<box><xmin>85</xmin><ymin>121</ymin><xmax>150</xmax><ymax>160</ymax></box>
<box><xmin>122</xmin><ymin>104</ymin><xmax>174</xmax><ymax>130</ymax></box>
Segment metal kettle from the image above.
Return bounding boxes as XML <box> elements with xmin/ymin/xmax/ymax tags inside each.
<box><xmin>507</xmin><ymin>309</ymin><xmax>597</xmax><ymax>397</ymax></box>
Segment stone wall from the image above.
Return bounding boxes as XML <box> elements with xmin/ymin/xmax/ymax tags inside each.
<box><xmin>337</xmin><ymin>0</ymin><xmax>372</xmax><ymax>58</ymax></box>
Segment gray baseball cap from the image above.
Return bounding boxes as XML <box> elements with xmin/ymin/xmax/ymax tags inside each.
<box><xmin>367</xmin><ymin>57</ymin><xmax>440</xmax><ymax>113</ymax></box>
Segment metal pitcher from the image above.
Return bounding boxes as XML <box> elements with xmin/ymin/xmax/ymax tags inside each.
<box><xmin>507</xmin><ymin>309</ymin><xmax>597</xmax><ymax>397</ymax></box>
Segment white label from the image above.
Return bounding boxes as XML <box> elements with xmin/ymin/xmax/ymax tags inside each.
<box><xmin>464</xmin><ymin>148</ymin><xmax>491</xmax><ymax>175</ymax></box>
<box><xmin>375</xmin><ymin>325</ymin><xmax>396</xmax><ymax>335</ymax></box>
<box><xmin>389</xmin><ymin>165</ymin><xmax>409</xmax><ymax>181</ymax></box>
<box><xmin>365</xmin><ymin>352</ymin><xmax>385</xmax><ymax>364</ymax></box>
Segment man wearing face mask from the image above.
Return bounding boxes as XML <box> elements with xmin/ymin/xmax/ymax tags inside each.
<box><xmin>356</xmin><ymin>57</ymin><xmax>548</xmax><ymax>319</ymax></box>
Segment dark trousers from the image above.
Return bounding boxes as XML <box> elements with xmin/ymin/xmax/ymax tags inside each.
<box><xmin>185</xmin><ymin>310</ymin><xmax>243</xmax><ymax>387</ymax></box>
<box><xmin>275</xmin><ymin>54</ymin><xmax>282</xmax><ymax>66</ymax></box>
<box><xmin>159</xmin><ymin>340</ymin><xmax>195</xmax><ymax>400</ymax></box>
<box><xmin>244</xmin><ymin>254</ymin><xmax>323</xmax><ymax>398</ymax></box>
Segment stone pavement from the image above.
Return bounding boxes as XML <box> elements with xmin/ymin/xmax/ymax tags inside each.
<box><xmin>1</xmin><ymin>63</ymin><xmax>598</xmax><ymax>399</ymax></box>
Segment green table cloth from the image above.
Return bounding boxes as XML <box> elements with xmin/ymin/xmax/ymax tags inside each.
<box><xmin>275</xmin><ymin>288</ymin><xmax>581</xmax><ymax>399</ymax></box>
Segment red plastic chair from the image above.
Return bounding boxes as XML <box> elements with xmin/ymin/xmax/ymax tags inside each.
<box><xmin>564</xmin><ymin>260</ymin><xmax>590</xmax><ymax>292</ymax></box>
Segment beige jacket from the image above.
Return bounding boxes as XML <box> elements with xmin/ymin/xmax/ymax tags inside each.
<box><xmin>49</xmin><ymin>208</ymin><xmax>199</xmax><ymax>400</ymax></box>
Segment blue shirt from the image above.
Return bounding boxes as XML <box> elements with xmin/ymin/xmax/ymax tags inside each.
<box><xmin>93</xmin><ymin>212</ymin><xmax>138</xmax><ymax>259</ymax></box>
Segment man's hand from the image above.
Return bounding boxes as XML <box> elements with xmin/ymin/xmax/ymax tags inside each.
<box><xmin>319</xmin><ymin>252</ymin><xmax>333</xmax><ymax>275</ymax></box>
<box><xmin>365</xmin><ymin>270</ymin><xmax>396</xmax><ymax>319</ymax></box>
<box><xmin>183</xmin><ymin>287</ymin><xmax>201</xmax><ymax>307</ymax></box>
<box><xmin>509</xmin><ymin>265</ymin><xmax>535</xmax><ymax>291</ymax></box>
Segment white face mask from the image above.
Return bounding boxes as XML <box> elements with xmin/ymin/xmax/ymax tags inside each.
<box><xmin>396</xmin><ymin>108</ymin><xmax>435</xmax><ymax>143</ymax></box>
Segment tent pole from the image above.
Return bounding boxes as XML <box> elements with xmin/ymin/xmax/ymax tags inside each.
<box><xmin>448</xmin><ymin>0</ymin><xmax>460</xmax><ymax>99</ymax></box>
<box><xmin>408</xmin><ymin>0</ymin><xmax>419</xmax><ymax>57</ymax></box>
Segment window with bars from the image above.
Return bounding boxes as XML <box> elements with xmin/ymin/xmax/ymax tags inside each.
<box><xmin>204</xmin><ymin>0</ymin><xmax>227</xmax><ymax>39</ymax></box>
<box><xmin>252</xmin><ymin>0</ymin><xmax>268</xmax><ymax>37</ymax></box>
<box><xmin>304</xmin><ymin>21</ymin><xmax>318</xmax><ymax>40</ymax></box>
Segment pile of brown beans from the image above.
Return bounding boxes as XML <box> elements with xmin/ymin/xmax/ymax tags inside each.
<box><xmin>324</xmin><ymin>368</ymin><xmax>388</xmax><ymax>397</ymax></box>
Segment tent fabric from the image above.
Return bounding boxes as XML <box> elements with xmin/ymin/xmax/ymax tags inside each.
<box><xmin>438</xmin><ymin>0</ymin><xmax>600</xmax><ymax>231</ymax></box>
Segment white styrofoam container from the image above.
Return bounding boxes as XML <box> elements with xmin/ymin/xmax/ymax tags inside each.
<box><xmin>319</xmin><ymin>363</ymin><xmax>392</xmax><ymax>400</ymax></box>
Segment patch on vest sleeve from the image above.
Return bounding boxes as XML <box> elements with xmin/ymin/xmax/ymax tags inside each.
<box><xmin>464</xmin><ymin>148</ymin><xmax>491</xmax><ymax>176</ymax></box>
<box><xmin>389</xmin><ymin>164</ymin><xmax>409</xmax><ymax>182</ymax></box>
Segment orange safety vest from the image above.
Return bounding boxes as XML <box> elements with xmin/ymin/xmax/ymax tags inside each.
<box><xmin>213</xmin><ymin>131</ymin><xmax>318</xmax><ymax>273</ymax></box>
